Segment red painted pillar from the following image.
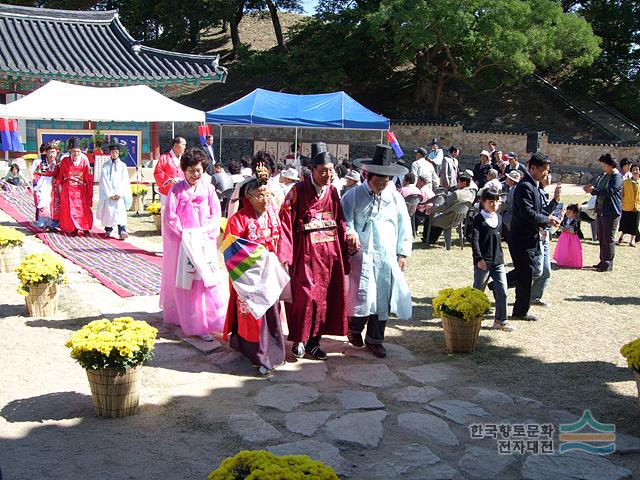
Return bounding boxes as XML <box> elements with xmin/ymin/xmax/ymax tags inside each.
<box><xmin>150</xmin><ymin>122</ymin><xmax>160</xmax><ymax>159</ymax></box>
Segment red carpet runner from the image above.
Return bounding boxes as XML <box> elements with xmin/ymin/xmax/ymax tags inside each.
<box><xmin>0</xmin><ymin>183</ymin><xmax>161</xmax><ymax>297</ymax></box>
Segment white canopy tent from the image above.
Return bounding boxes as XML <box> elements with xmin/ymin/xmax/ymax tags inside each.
<box><xmin>2</xmin><ymin>80</ymin><xmax>205</xmax><ymax>122</ymax></box>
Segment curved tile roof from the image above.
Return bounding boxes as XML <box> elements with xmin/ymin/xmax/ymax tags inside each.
<box><xmin>0</xmin><ymin>3</ymin><xmax>227</xmax><ymax>95</ymax></box>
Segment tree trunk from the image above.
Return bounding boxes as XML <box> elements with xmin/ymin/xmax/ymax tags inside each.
<box><xmin>265</xmin><ymin>0</ymin><xmax>287</xmax><ymax>52</ymax></box>
<box><xmin>230</xmin><ymin>0</ymin><xmax>245</xmax><ymax>59</ymax></box>
<box><xmin>414</xmin><ymin>51</ymin><xmax>431</xmax><ymax>103</ymax></box>
<box><xmin>431</xmin><ymin>75</ymin><xmax>447</xmax><ymax>117</ymax></box>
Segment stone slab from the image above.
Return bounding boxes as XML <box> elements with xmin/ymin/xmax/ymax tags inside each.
<box><xmin>400</xmin><ymin>363</ymin><xmax>460</xmax><ymax>384</ymax></box>
<box><xmin>228</xmin><ymin>412</ymin><xmax>282</xmax><ymax>443</ymax></box>
<box><xmin>458</xmin><ymin>446</ymin><xmax>517</xmax><ymax>479</ymax></box>
<box><xmin>616</xmin><ymin>432</ymin><xmax>640</xmax><ymax>454</ymax></box>
<box><xmin>424</xmin><ymin>399</ymin><xmax>490</xmax><ymax>425</ymax></box>
<box><xmin>363</xmin><ymin>444</ymin><xmax>457</xmax><ymax>480</ymax></box>
<box><xmin>333</xmin><ymin>364</ymin><xmax>400</xmax><ymax>388</ymax></box>
<box><xmin>268</xmin><ymin>361</ymin><xmax>328</xmax><ymax>383</ymax></box>
<box><xmin>521</xmin><ymin>452</ymin><xmax>632</xmax><ymax>480</ymax></box>
<box><xmin>345</xmin><ymin>343</ymin><xmax>415</xmax><ymax>362</ymax></box>
<box><xmin>285</xmin><ymin>410</ymin><xmax>334</xmax><ymax>437</ymax></box>
<box><xmin>512</xmin><ymin>395</ymin><xmax>544</xmax><ymax>409</ymax></box>
<box><xmin>268</xmin><ymin>440</ymin><xmax>348</xmax><ymax>476</ymax></box>
<box><xmin>469</xmin><ymin>388</ymin><xmax>515</xmax><ymax>407</ymax></box>
<box><xmin>255</xmin><ymin>383</ymin><xmax>320</xmax><ymax>412</ymax></box>
<box><xmin>337</xmin><ymin>390</ymin><xmax>384</xmax><ymax>410</ymax></box>
<box><xmin>179</xmin><ymin>335</ymin><xmax>223</xmax><ymax>353</ymax></box>
<box><xmin>392</xmin><ymin>386</ymin><xmax>443</xmax><ymax>404</ymax></box>
<box><xmin>397</xmin><ymin>413</ymin><xmax>459</xmax><ymax>447</ymax></box>
<box><xmin>324</xmin><ymin>411</ymin><xmax>388</xmax><ymax>447</ymax></box>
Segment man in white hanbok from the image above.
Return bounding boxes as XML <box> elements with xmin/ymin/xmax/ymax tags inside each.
<box><xmin>341</xmin><ymin>144</ymin><xmax>413</xmax><ymax>358</ymax></box>
<box><xmin>97</xmin><ymin>143</ymin><xmax>132</xmax><ymax>239</ymax></box>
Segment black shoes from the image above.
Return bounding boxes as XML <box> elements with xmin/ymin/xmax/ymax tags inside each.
<box><xmin>366</xmin><ymin>342</ymin><xmax>387</xmax><ymax>358</ymax></box>
<box><xmin>306</xmin><ymin>345</ymin><xmax>328</xmax><ymax>361</ymax></box>
<box><xmin>511</xmin><ymin>314</ymin><xmax>538</xmax><ymax>321</ymax></box>
<box><xmin>347</xmin><ymin>332</ymin><xmax>364</xmax><ymax>348</ymax></box>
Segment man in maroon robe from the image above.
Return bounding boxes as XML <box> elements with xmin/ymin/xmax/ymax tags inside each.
<box><xmin>58</xmin><ymin>137</ymin><xmax>94</xmax><ymax>234</ymax></box>
<box><xmin>279</xmin><ymin>142</ymin><xmax>350</xmax><ymax>360</ymax></box>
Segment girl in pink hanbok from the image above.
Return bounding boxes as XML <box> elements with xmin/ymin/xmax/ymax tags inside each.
<box><xmin>160</xmin><ymin>148</ymin><xmax>227</xmax><ymax>340</ymax></box>
<box><xmin>553</xmin><ymin>204</ymin><xmax>583</xmax><ymax>268</ymax></box>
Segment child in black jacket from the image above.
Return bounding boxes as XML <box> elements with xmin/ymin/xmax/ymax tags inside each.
<box><xmin>472</xmin><ymin>189</ymin><xmax>513</xmax><ymax>331</ymax></box>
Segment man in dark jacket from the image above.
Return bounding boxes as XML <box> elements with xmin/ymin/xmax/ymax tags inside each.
<box><xmin>508</xmin><ymin>153</ymin><xmax>560</xmax><ymax>321</ymax></box>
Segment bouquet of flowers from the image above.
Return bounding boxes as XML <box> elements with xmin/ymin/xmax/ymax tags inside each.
<box><xmin>0</xmin><ymin>226</ymin><xmax>25</xmax><ymax>248</ymax></box>
<box><xmin>621</xmin><ymin>338</ymin><xmax>640</xmax><ymax>373</ymax></box>
<box><xmin>16</xmin><ymin>253</ymin><xmax>65</xmax><ymax>295</ymax></box>
<box><xmin>432</xmin><ymin>287</ymin><xmax>491</xmax><ymax>322</ymax></box>
<box><xmin>208</xmin><ymin>450</ymin><xmax>339</xmax><ymax>480</ymax></box>
<box><xmin>65</xmin><ymin>317</ymin><xmax>158</xmax><ymax>370</ymax></box>
<box><xmin>130</xmin><ymin>184</ymin><xmax>148</xmax><ymax>197</ymax></box>
<box><xmin>145</xmin><ymin>201</ymin><xmax>161</xmax><ymax>215</ymax></box>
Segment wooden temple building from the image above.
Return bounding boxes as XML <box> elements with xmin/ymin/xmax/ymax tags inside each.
<box><xmin>0</xmin><ymin>3</ymin><xmax>227</xmax><ymax>157</ymax></box>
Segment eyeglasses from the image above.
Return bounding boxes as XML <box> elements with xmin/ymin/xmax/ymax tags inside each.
<box><xmin>249</xmin><ymin>193</ymin><xmax>272</xmax><ymax>201</ymax></box>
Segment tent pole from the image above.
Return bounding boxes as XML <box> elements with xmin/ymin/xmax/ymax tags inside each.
<box><xmin>294</xmin><ymin>127</ymin><xmax>298</xmax><ymax>162</ymax></box>
<box><xmin>380</xmin><ymin>130</ymin><xmax>384</xmax><ymax>143</ymax></box>
<box><xmin>219</xmin><ymin>124</ymin><xmax>223</xmax><ymax>161</ymax></box>
<box><xmin>171</xmin><ymin>122</ymin><xmax>175</xmax><ymax>138</ymax></box>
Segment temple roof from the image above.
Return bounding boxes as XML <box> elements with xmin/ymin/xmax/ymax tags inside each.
<box><xmin>0</xmin><ymin>4</ymin><xmax>228</xmax><ymax>96</ymax></box>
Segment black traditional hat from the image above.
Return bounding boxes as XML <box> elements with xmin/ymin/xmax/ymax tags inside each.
<box><xmin>414</xmin><ymin>147</ymin><xmax>428</xmax><ymax>157</ymax></box>
<box><xmin>310</xmin><ymin>142</ymin><xmax>335</xmax><ymax>166</ymax></box>
<box><xmin>353</xmin><ymin>144</ymin><xmax>409</xmax><ymax>177</ymax></box>
<box><xmin>67</xmin><ymin>137</ymin><xmax>81</xmax><ymax>149</ymax></box>
<box><xmin>107</xmin><ymin>143</ymin><xmax>120</xmax><ymax>152</ymax></box>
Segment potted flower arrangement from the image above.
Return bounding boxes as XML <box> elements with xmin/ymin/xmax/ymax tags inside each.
<box><xmin>16</xmin><ymin>253</ymin><xmax>66</xmax><ymax>317</ymax></box>
<box><xmin>130</xmin><ymin>184</ymin><xmax>149</xmax><ymax>213</ymax></box>
<box><xmin>146</xmin><ymin>201</ymin><xmax>161</xmax><ymax>231</ymax></box>
<box><xmin>432</xmin><ymin>287</ymin><xmax>491</xmax><ymax>353</ymax></box>
<box><xmin>21</xmin><ymin>153</ymin><xmax>39</xmax><ymax>172</ymax></box>
<box><xmin>0</xmin><ymin>225</ymin><xmax>24</xmax><ymax>272</ymax></box>
<box><xmin>65</xmin><ymin>317</ymin><xmax>158</xmax><ymax>418</ymax></box>
<box><xmin>621</xmin><ymin>338</ymin><xmax>640</xmax><ymax>408</ymax></box>
<box><xmin>208</xmin><ymin>450</ymin><xmax>339</xmax><ymax>479</ymax></box>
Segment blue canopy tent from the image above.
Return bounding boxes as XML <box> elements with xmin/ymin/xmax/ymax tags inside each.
<box><xmin>205</xmin><ymin>88</ymin><xmax>390</xmax><ymax>159</ymax></box>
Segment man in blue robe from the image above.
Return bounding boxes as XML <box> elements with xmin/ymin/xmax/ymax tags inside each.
<box><xmin>341</xmin><ymin>144</ymin><xmax>413</xmax><ymax>358</ymax></box>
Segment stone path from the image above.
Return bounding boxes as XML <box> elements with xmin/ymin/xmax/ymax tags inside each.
<box><xmin>215</xmin><ymin>337</ymin><xmax>636</xmax><ymax>479</ymax></box>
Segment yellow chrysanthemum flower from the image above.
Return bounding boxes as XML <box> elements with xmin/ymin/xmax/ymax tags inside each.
<box><xmin>65</xmin><ymin>317</ymin><xmax>157</xmax><ymax>370</ymax></box>
<box><xmin>621</xmin><ymin>338</ymin><xmax>640</xmax><ymax>372</ymax></box>
<box><xmin>432</xmin><ymin>286</ymin><xmax>491</xmax><ymax>322</ymax></box>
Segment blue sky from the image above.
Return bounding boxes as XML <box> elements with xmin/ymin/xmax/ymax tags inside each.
<box><xmin>300</xmin><ymin>0</ymin><xmax>319</xmax><ymax>15</ymax></box>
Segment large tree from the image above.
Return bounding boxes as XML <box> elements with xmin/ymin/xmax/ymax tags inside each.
<box><xmin>369</xmin><ymin>0</ymin><xmax>601</xmax><ymax>116</ymax></box>
<box><xmin>559</xmin><ymin>1</ymin><xmax>640</xmax><ymax>119</ymax></box>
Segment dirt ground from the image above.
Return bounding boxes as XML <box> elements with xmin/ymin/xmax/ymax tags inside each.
<box><xmin>1</xmin><ymin>184</ymin><xmax>639</xmax><ymax>479</ymax></box>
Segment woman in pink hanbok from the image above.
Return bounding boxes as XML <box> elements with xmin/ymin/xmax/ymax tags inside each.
<box><xmin>161</xmin><ymin>148</ymin><xmax>227</xmax><ymax>340</ymax></box>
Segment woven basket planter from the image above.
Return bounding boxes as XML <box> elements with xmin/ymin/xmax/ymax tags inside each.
<box><xmin>86</xmin><ymin>365</ymin><xmax>142</xmax><ymax>418</ymax></box>
<box><xmin>0</xmin><ymin>245</ymin><xmax>21</xmax><ymax>272</ymax></box>
<box><xmin>152</xmin><ymin>214</ymin><xmax>161</xmax><ymax>232</ymax></box>
<box><xmin>635</xmin><ymin>371</ymin><xmax>640</xmax><ymax>410</ymax></box>
<box><xmin>130</xmin><ymin>195</ymin><xmax>145</xmax><ymax>213</ymax></box>
<box><xmin>441</xmin><ymin>313</ymin><xmax>482</xmax><ymax>353</ymax></box>
<box><xmin>25</xmin><ymin>283</ymin><xmax>58</xmax><ymax>317</ymax></box>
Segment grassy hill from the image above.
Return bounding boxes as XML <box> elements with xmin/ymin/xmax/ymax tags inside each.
<box><xmin>182</xmin><ymin>12</ymin><xmax>610</xmax><ymax>144</ymax></box>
